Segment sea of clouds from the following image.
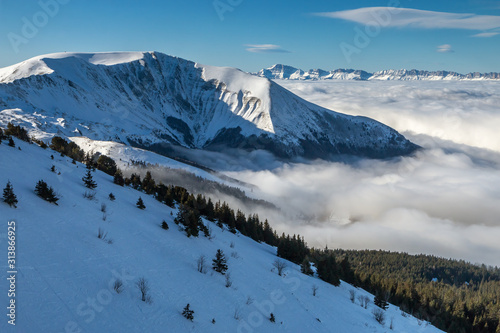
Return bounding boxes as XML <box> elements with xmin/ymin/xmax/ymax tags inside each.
<box><xmin>227</xmin><ymin>80</ymin><xmax>500</xmax><ymax>267</ymax></box>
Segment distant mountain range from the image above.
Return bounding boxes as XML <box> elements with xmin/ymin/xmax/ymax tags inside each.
<box><xmin>0</xmin><ymin>52</ymin><xmax>417</xmax><ymax>162</ymax></box>
<box><xmin>257</xmin><ymin>64</ymin><xmax>500</xmax><ymax>81</ymax></box>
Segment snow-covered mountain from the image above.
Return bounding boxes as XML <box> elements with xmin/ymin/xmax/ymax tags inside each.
<box><xmin>257</xmin><ymin>64</ymin><xmax>500</xmax><ymax>81</ymax></box>
<box><xmin>0</xmin><ymin>137</ymin><xmax>444</xmax><ymax>333</ymax></box>
<box><xmin>0</xmin><ymin>52</ymin><xmax>416</xmax><ymax>161</ymax></box>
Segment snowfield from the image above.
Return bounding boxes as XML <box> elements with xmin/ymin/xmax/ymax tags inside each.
<box><xmin>0</xmin><ymin>138</ymin><xmax>443</xmax><ymax>333</ymax></box>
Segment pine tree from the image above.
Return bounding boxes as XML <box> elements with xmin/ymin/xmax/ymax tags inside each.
<box><xmin>161</xmin><ymin>220</ymin><xmax>169</xmax><ymax>230</ymax></box>
<box><xmin>300</xmin><ymin>258</ymin><xmax>314</xmax><ymax>276</ymax></box>
<box><xmin>108</xmin><ymin>193</ymin><xmax>116</xmax><ymax>201</ymax></box>
<box><xmin>35</xmin><ymin>180</ymin><xmax>59</xmax><ymax>205</ymax></box>
<box><xmin>8</xmin><ymin>137</ymin><xmax>15</xmax><ymax>147</ymax></box>
<box><xmin>316</xmin><ymin>254</ymin><xmax>340</xmax><ymax>286</ymax></box>
<box><xmin>142</xmin><ymin>171</ymin><xmax>156</xmax><ymax>194</ymax></box>
<box><xmin>212</xmin><ymin>249</ymin><xmax>228</xmax><ymax>274</ymax></box>
<box><xmin>182</xmin><ymin>304</ymin><xmax>194</xmax><ymax>321</ymax></box>
<box><xmin>163</xmin><ymin>186</ymin><xmax>174</xmax><ymax>207</ymax></box>
<box><xmin>96</xmin><ymin>155</ymin><xmax>117</xmax><ymax>176</ymax></box>
<box><xmin>136</xmin><ymin>197</ymin><xmax>146</xmax><ymax>209</ymax></box>
<box><xmin>2</xmin><ymin>181</ymin><xmax>18</xmax><ymax>208</ymax></box>
<box><xmin>374</xmin><ymin>293</ymin><xmax>389</xmax><ymax>310</ymax></box>
<box><xmin>113</xmin><ymin>169</ymin><xmax>125</xmax><ymax>186</ymax></box>
<box><xmin>82</xmin><ymin>169</ymin><xmax>97</xmax><ymax>189</ymax></box>
<box><xmin>174</xmin><ymin>204</ymin><xmax>200</xmax><ymax>237</ymax></box>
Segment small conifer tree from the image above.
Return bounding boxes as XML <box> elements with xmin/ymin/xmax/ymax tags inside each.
<box><xmin>2</xmin><ymin>181</ymin><xmax>18</xmax><ymax>208</ymax></box>
<box><xmin>35</xmin><ymin>180</ymin><xmax>59</xmax><ymax>205</ymax></box>
<box><xmin>136</xmin><ymin>197</ymin><xmax>146</xmax><ymax>209</ymax></box>
<box><xmin>300</xmin><ymin>258</ymin><xmax>314</xmax><ymax>276</ymax></box>
<box><xmin>374</xmin><ymin>293</ymin><xmax>389</xmax><ymax>310</ymax></box>
<box><xmin>182</xmin><ymin>304</ymin><xmax>194</xmax><ymax>321</ymax></box>
<box><xmin>212</xmin><ymin>249</ymin><xmax>228</xmax><ymax>274</ymax></box>
<box><xmin>161</xmin><ymin>220</ymin><xmax>169</xmax><ymax>230</ymax></box>
<box><xmin>82</xmin><ymin>169</ymin><xmax>97</xmax><ymax>189</ymax></box>
<box><xmin>113</xmin><ymin>169</ymin><xmax>125</xmax><ymax>186</ymax></box>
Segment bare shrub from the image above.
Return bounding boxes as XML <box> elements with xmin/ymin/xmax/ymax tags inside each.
<box><xmin>225</xmin><ymin>272</ymin><xmax>233</xmax><ymax>288</ymax></box>
<box><xmin>349</xmin><ymin>290</ymin><xmax>356</xmax><ymax>303</ymax></box>
<box><xmin>83</xmin><ymin>191</ymin><xmax>96</xmax><ymax>200</ymax></box>
<box><xmin>234</xmin><ymin>306</ymin><xmax>241</xmax><ymax>320</ymax></box>
<box><xmin>312</xmin><ymin>284</ymin><xmax>318</xmax><ymax>296</ymax></box>
<box><xmin>373</xmin><ymin>308</ymin><xmax>386</xmax><ymax>325</ymax></box>
<box><xmin>136</xmin><ymin>277</ymin><xmax>150</xmax><ymax>302</ymax></box>
<box><xmin>113</xmin><ymin>279</ymin><xmax>123</xmax><ymax>293</ymax></box>
<box><xmin>357</xmin><ymin>295</ymin><xmax>365</xmax><ymax>307</ymax></box>
<box><xmin>98</xmin><ymin>228</ymin><xmax>108</xmax><ymax>240</ymax></box>
<box><xmin>197</xmin><ymin>255</ymin><xmax>206</xmax><ymax>273</ymax></box>
<box><xmin>362</xmin><ymin>296</ymin><xmax>370</xmax><ymax>309</ymax></box>
<box><xmin>272</xmin><ymin>259</ymin><xmax>287</xmax><ymax>276</ymax></box>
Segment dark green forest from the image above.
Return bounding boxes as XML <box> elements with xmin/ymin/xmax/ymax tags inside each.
<box><xmin>332</xmin><ymin>249</ymin><xmax>500</xmax><ymax>333</ymax></box>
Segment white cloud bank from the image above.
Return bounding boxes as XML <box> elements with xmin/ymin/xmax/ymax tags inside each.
<box><xmin>315</xmin><ymin>7</ymin><xmax>500</xmax><ymax>31</ymax></box>
<box><xmin>226</xmin><ymin>80</ymin><xmax>500</xmax><ymax>267</ymax></box>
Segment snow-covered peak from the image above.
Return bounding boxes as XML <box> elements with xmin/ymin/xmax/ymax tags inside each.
<box><xmin>0</xmin><ymin>51</ymin><xmax>417</xmax><ymax>161</ymax></box>
<box><xmin>258</xmin><ymin>64</ymin><xmax>305</xmax><ymax>80</ymax></box>
<box><xmin>256</xmin><ymin>65</ymin><xmax>500</xmax><ymax>81</ymax></box>
<box><xmin>0</xmin><ymin>52</ymin><xmax>150</xmax><ymax>83</ymax></box>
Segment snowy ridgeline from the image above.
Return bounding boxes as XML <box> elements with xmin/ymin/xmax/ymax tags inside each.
<box><xmin>0</xmin><ymin>138</ymin><xmax>443</xmax><ymax>333</ymax></box>
<box><xmin>0</xmin><ymin>52</ymin><xmax>415</xmax><ymax>161</ymax></box>
<box><xmin>257</xmin><ymin>64</ymin><xmax>500</xmax><ymax>81</ymax></box>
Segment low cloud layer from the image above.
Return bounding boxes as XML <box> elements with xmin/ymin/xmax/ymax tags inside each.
<box><xmin>279</xmin><ymin>80</ymin><xmax>500</xmax><ymax>153</ymax></box>
<box><xmin>223</xmin><ymin>80</ymin><xmax>500</xmax><ymax>267</ymax></box>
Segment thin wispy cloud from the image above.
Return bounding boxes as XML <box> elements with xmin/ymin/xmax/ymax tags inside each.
<box><xmin>245</xmin><ymin>44</ymin><xmax>291</xmax><ymax>53</ymax></box>
<box><xmin>437</xmin><ymin>44</ymin><xmax>454</xmax><ymax>53</ymax></box>
<box><xmin>472</xmin><ymin>31</ymin><xmax>500</xmax><ymax>37</ymax></box>
<box><xmin>315</xmin><ymin>7</ymin><xmax>500</xmax><ymax>31</ymax></box>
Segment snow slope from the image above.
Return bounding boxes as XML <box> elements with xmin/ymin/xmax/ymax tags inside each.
<box><xmin>0</xmin><ymin>52</ymin><xmax>416</xmax><ymax>160</ymax></box>
<box><xmin>257</xmin><ymin>64</ymin><xmax>500</xmax><ymax>81</ymax></box>
<box><xmin>70</xmin><ymin>136</ymin><xmax>229</xmax><ymax>184</ymax></box>
<box><xmin>0</xmin><ymin>138</ymin><xmax>443</xmax><ymax>333</ymax></box>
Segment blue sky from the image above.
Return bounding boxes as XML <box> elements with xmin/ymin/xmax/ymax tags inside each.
<box><xmin>0</xmin><ymin>0</ymin><xmax>499</xmax><ymax>73</ymax></box>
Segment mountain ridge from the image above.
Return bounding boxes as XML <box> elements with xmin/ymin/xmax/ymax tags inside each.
<box><xmin>257</xmin><ymin>64</ymin><xmax>500</xmax><ymax>81</ymax></box>
<box><xmin>0</xmin><ymin>52</ymin><xmax>417</xmax><ymax>162</ymax></box>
